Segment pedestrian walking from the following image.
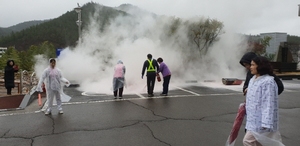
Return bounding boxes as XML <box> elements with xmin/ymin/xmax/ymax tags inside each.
<box><xmin>36</xmin><ymin>58</ymin><xmax>69</xmax><ymax>115</ymax></box>
<box><xmin>157</xmin><ymin>57</ymin><xmax>171</xmax><ymax>96</ymax></box>
<box><xmin>113</xmin><ymin>60</ymin><xmax>126</xmax><ymax>99</ymax></box>
<box><xmin>243</xmin><ymin>56</ymin><xmax>284</xmax><ymax>146</ymax></box>
<box><xmin>141</xmin><ymin>54</ymin><xmax>159</xmax><ymax>97</ymax></box>
<box><xmin>239</xmin><ymin>52</ymin><xmax>284</xmax><ymax>95</ymax></box>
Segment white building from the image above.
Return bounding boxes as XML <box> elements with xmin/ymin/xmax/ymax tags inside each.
<box><xmin>260</xmin><ymin>32</ymin><xmax>287</xmax><ymax>55</ymax></box>
<box><xmin>0</xmin><ymin>47</ymin><xmax>7</xmax><ymax>57</ymax></box>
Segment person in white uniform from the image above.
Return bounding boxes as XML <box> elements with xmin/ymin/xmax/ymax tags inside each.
<box><xmin>36</xmin><ymin>58</ymin><xmax>69</xmax><ymax>115</ymax></box>
<box><xmin>243</xmin><ymin>56</ymin><xmax>284</xmax><ymax>146</ymax></box>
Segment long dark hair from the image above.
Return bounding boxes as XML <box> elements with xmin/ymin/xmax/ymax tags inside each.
<box><xmin>252</xmin><ymin>56</ymin><xmax>274</xmax><ymax>76</ymax></box>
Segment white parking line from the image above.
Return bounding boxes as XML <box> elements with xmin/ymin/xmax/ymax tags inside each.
<box><xmin>0</xmin><ymin>92</ymin><xmax>243</xmax><ymax>117</ymax></box>
<box><xmin>135</xmin><ymin>93</ymin><xmax>146</xmax><ymax>98</ymax></box>
<box><xmin>81</xmin><ymin>92</ymin><xmax>108</xmax><ymax>96</ymax></box>
<box><xmin>173</xmin><ymin>86</ymin><xmax>200</xmax><ymax>96</ymax></box>
<box><xmin>283</xmin><ymin>89</ymin><xmax>297</xmax><ymax>92</ymax></box>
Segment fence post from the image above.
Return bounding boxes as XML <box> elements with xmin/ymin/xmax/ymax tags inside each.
<box><xmin>20</xmin><ymin>69</ymin><xmax>23</xmax><ymax>94</ymax></box>
<box><xmin>30</xmin><ymin>72</ymin><xmax>35</xmax><ymax>87</ymax></box>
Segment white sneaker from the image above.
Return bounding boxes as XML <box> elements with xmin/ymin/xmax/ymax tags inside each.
<box><xmin>45</xmin><ymin>110</ymin><xmax>51</xmax><ymax>115</ymax></box>
<box><xmin>59</xmin><ymin>110</ymin><xmax>64</xmax><ymax>114</ymax></box>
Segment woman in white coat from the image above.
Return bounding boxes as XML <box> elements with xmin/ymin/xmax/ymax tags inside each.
<box><xmin>243</xmin><ymin>56</ymin><xmax>284</xmax><ymax>146</ymax></box>
<box><xmin>36</xmin><ymin>58</ymin><xmax>69</xmax><ymax>115</ymax></box>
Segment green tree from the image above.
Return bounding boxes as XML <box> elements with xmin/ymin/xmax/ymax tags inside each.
<box><xmin>188</xmin><ymin>18</ymin><xmax>224</xmax><ymax>55</ymax></box>
<box><xmin>264</xmin><ymin>53</ymin><xmax>276</xmax><ymax>61</ymax></box>
<box><xmin>19</xmin><ymin>50</ymin><xmax>34</xmax><ymax>71</ymax></box>
<box><xmin>39</xmin><ymin>41</ymin><xmax>56</xmax><ymax>59</ymax></box>
<box><xmin>0</xmin><ymin>47</ymin><xmax>20</xmax><ymax>69</ymax></box>
<box><xmin>260</xmin><ymin>36</ymin><xmax>272</xmax><ymax>55</ymax></box>
<box><xmin>0</xmin><ymin>52</ymin><xmax>9</xmax><ymax>70</ymax></box>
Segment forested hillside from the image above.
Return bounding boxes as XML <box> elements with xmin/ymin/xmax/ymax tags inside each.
<box><xmin>287</xmin><ymin>35</ymin><xmax>300</xmax><ymax>44</ymax></box>
<box><xmin>0</xmin><ymin>2</ymin><xmax>127</xmax><ymax>51</ymax></box>
<box><xmin>0</xmin><ymin>20</ymin><xmax>48</xmax><ymax>37</ymax></box>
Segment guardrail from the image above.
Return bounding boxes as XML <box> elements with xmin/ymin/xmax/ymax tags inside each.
<box><xmin>19</xmin><ymin>70</ymin><xmax>38</xmax><ymax>94</ymax></box>
<box><xmin>0</xmin><ymin>70</ymin><xmax>39</xmax><ymax>94</ymax></box>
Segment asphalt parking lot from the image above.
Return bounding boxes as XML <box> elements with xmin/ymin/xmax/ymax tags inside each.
<box><xmin>0</xmin><ymin>80</ymin><xmax>299</xmax><ymax>146</ymax></box>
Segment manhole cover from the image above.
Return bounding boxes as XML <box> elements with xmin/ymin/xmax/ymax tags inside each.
<box><xmin>81</xmin><ymin>92</ymin><xmax>108</xmax><ymax>96</ymax></box>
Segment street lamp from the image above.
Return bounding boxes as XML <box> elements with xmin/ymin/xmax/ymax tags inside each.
<box><xmin>74</xmin><ymin>3</ymin><xmax>82</xmax><ymax>43</ymax></box>
<box><xmin>298</xmin><ymin>4</ymin><xmax>300</xmax><ymax>70</ymax></box>
<box><xmin>298</xmin><ymin>4</ymin><xmax>300</xmax><ymax>16</ymax></box>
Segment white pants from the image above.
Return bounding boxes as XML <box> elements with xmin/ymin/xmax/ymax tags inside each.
<box><xmin>46</xmin><ymin>89</ymin><xmax>62</xmax><ymax>111</ymax></box>
<box><xmin>243</xmin><ymin>131</ymin><xmax>284</xmax><ymax>146</ymax></box>
<box><xmin>243</xmin><ymin>131</ymin><xmax>262</xmax><ymax>146</ymax></box>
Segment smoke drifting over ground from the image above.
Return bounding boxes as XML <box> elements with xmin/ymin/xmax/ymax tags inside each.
<box><xmin>35</xmin><ymin>5</ymin><xmax>248</xmax><ymax>94</ymax></box>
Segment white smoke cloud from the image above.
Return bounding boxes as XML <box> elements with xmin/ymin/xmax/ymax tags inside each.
<box><xmin>35</xmin><ymin>5</ymin><xmax>248</xmax><ymax>94</ymax></box>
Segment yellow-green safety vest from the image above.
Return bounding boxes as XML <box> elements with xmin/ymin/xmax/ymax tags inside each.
<box><xmin>147</xmin><ymin>59</ymin><xmax>155</xmax><ymax>72</ymax></box>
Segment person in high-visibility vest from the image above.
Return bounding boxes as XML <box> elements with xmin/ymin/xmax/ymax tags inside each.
<box><xmin>141</xmin><ymin>54</ymin><xmax>159</xmax><ymax>97</ymax></box>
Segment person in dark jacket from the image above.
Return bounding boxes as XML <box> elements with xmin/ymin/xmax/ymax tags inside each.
<box><xmin>142</xmin><ymin>54</ymin><xmax>159</xmax><ymax>97</ymax></box>
<box><xmin>239</xmin><ymin>52</ymin><xmax>284</xmax><ymax>95</ymax></box>
<box><xmin>4</xmin><ymin>60</ymin><xmax>18</xmax><ymax>95</ymax></box>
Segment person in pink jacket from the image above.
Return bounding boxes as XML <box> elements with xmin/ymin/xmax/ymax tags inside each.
<box><xmin>113</xmin><ymin>60</ymin><xmax>126</xmax><ymax>99</ymax></box>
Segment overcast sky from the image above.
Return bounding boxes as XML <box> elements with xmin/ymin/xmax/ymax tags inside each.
<box><xmin>0</xmin><ymin>0</ymin><xmax>300</xmax><ymax>36</ymax></box>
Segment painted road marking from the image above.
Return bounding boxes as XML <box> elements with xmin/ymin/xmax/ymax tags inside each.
<box><xmin>81</xmin><ymin>92</ymin><xmax>108</xmax><ymax>96</ymax></box>
<box><xmin>173</xmin><ymin>86</ymin><xmax>200</xmax><ymax>96</ymax></box>
<box><xmin>135</xmin><ymin>93</ymin><xmax>146</xmax><ymax>98</ymax></box>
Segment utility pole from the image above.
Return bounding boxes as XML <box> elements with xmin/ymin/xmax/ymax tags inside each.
<box><xmin>74</xmin><ymin>3</ymin><xmax>82</xmax><ymax>43</ymax></box>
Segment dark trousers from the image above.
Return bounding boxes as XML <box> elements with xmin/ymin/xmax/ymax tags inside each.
<box><xmin>114</xmin><ymin>87</ymin><xmax>124</xmax><ymax>97</ymax></box>
<box><xmin>162</xmin><ymin>75</ymin><xmax>171</xmax><ymax>94</ymax></box>
<box><xmin>7</xmin><ymin>87</ymin><xmax>12</xmax><ymax>95</ymax></box>
<box><xmin>147</xmin><ymin>73</ymin><xmax>156</xmax><ymax>94</ymax></box>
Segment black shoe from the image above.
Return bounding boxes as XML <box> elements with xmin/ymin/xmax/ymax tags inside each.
<box><xmin>148</xmin><ymin>94</ymin><xmax>154</xmax><ymax>97</ymax></box>
<box><xmin>160</xmin><ymin>93</ymin><xmax>167</xmax><ymax>96</ymax></box>
<box><xmin>114</xmin><ymin>96</ymin><xmax>117</xmax><ymax>99</ymax></box>
<box><xmin>119</xmin><ymin>96</ymin><xmax>123</xmax><ymax>99</ymax></box>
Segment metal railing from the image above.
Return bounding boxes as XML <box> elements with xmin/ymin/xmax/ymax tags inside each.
<box><xmin>19</xmin><ymin>70</ymin><xmax>38</xmax><ymax>94</ymax></box>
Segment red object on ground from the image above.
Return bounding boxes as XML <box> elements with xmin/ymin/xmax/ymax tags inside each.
<box><xmin>38</xmin><ymin>93</ymin><xmax>42</xmax><ymax>106</ymax></box>
<box><xmin>229</xmin><ymin>103</ymin><xmax>246</xmax><ymax>144</ymax></box>
<box><xmin>157</xmin><ymin>74</ymin><xmax>161</xmax><ymax>82</ymax></box>
<box><xmin>222</xmin><ymin>78</ymin><xmax>243</xmax><ymax>85</ymax></box>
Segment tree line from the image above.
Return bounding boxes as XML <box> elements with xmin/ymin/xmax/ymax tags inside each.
<box><xmin>0</xmin><ymin>2</ymin><xmax>112</xmax><ymax>51</ymax></box>
<box><xmin>0</xmin><ymin>41</ymin><xmax>56</xmax><ymax>71</ymax></box>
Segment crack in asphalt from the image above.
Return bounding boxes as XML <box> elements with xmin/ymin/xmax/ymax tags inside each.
<box><xmin>127</xmin><ymin>100</ymin><xmax>237</xmax><ymax>124</ymax></box>
<box><xmin>126</xmin><ymin>100</ymin><xmax>169</xmax><ymax>119</ymax></box>
<box><xmin>45</xmin><ymin>114</ymin><xmax>55</xmax><ymax>134</ymax></box>
<box><xmin>143</xmin><ymin>123</ymin><xmax>171</xmax><ymax>146</ymax></box>
<box><xmin>1</xmin><ymin>129</ymin><xmax>10</xmax><ymax>138</ymax></box>
<box><xmin>0</xmin><ymin>121</ymin><xmax>142</xmax><ymax>141</ymax></box>
<box><xmin>0</xmin><ymin>136</ymin><xmax>33</xmax><ymax>143</ymax></box>
<box><xmin>30</xmin><ymin>139</ymin><xmax>34</xmax><ymax>146</ymax></box>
